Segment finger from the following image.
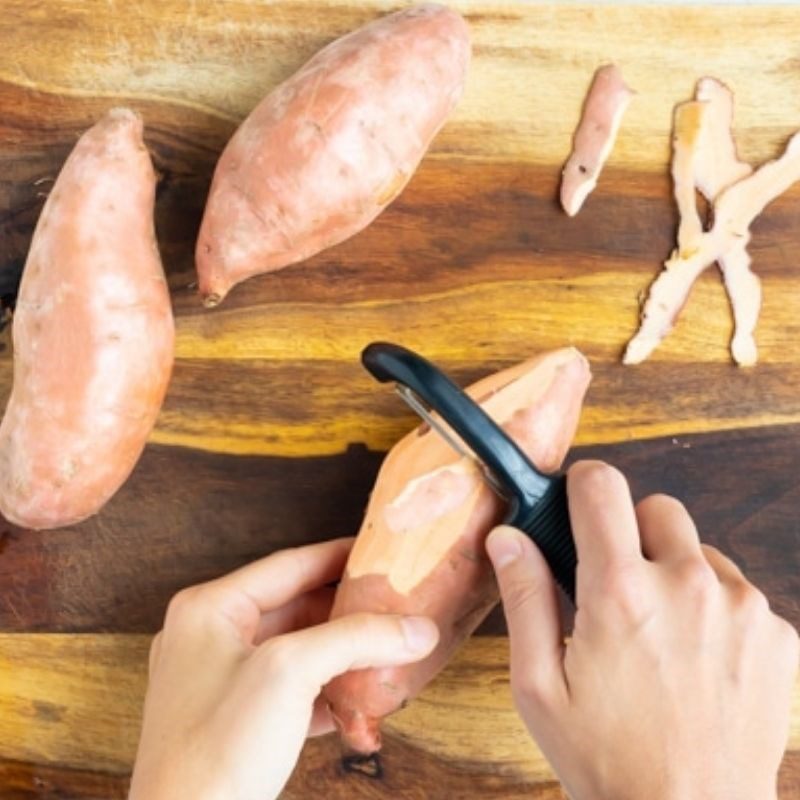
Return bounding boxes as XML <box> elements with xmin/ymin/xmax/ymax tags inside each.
<box><xmin>308</xmin><ymin>694</ymin><xmax>336</xmax><ymax>737</ymax></box>
<box><xmin>254</xmin><ymin>613</ymin><xmax>439</xmax><ymax>698</ymax></box>
<box><xmin>567</xmin><ymin>461</ymin><xmax>643</xmax><ymax>577</ymax></box>
<box><xmin>206</xmin><ymin>537</ymin><xmax>353</xmax><ymax>613</ymax></box>
<box><xmin>773</xmin><ymin>617</ymin><xmax>800</xmax><ymax>674</ymax></box>
<box><xmin>254</xmin><ymin>586</ymin><xmax>336</xmax><ymax>646</ymax></box>
<box><xmin>486</xmin><ymin>526</ymin><xmax>566</xmax><ymax>703</ymax></box>
<box><xmin>701</xmin><ymin>544</ymin><xmax>746</xmax><ymax>585</ymax></box>
<box><xmin>636</xmin><ymin>494</ymin><xmax>703</xmax><ymax>564</ymax></box>
<box><xmin>161</xmin><ymin>539</ymin><xmax>353</xmax><ymax>648</ymax></box>
<box><xmin>148</xmin><ymin>631</ymin><xmax>163</xmax><ymax>675</ymax></box>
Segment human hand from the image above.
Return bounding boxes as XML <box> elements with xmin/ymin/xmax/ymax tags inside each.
<box><xmin>487</xmin><ymin>460</ymin><xmax>799</xmax><ymax>800</ymax></box>
<box><xmin>128</xmin><ymin>538</ymin><xmax>439</xmax><ymax>800</ymax></box>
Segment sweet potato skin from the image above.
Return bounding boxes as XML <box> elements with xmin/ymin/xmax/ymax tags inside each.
<box><xmin>195</xmin><ymin>4</ymin><xmax>470</xmax><ymax>305</ymax></box>
<box><xmin>560</xmin><ymin>64</ymin><xmax>633</xmax><ymax>217</ymax></box>
<box><xmin>0</xmin><ymin>108</ymin><xmax>175</xmax><ymax>530</ymax></box>
<box><xmin>324</xmin><ymin>349</ymin><xmax>591</xmax><ymax>753</ymax></box>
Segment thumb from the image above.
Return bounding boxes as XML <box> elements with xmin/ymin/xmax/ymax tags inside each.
<box><xmin>486</xmin><ymin>525</ymin><xmax>566</xmax><ymax>701</ymax></box>
<box><xmin>255</xmin><ymin>612</ymin><xmax>439</xmax><ymax>696</ymax></box>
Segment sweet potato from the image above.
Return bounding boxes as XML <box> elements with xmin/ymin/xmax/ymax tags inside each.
<box><xmin>196</xmin><ymin>4</ymin><xmax>470</xmax><ymax>305</ymax></box>
<box><xmin>323</xmin><ymin>348</ymin><xmax>591</xmax><ymax>754</ymax></box>
<box><xmin>0</xmin><ymin>108</ymin><xmax>175</xmax><ymax>530</ymax></box>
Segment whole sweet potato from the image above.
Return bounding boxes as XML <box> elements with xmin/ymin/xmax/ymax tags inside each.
<box><xmin>0</xmin><ymin>108</ymin><xmax>175</xmax><ymax>530</ymax></box>
<box><xmin>324</xmin><ymin>348</ymin><xmax>591</xmax><ymax>753</ymax></box>
<box><xmin>196</xmin><ymin>4</ymin><xmax>470</xmax><ymax>305</ymax></box>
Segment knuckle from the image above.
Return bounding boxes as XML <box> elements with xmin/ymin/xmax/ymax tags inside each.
<box><xmin>569</xmin><ymin>460</ymin><xmax>628</xmax><ymax>500</ymax></box>
<box><xmin>281</xmin><ymin>546</ymin><xmax>307</xmax><ymax>579</ymax></box>
<box><xmin>148</xmin><ymin>631</ymin><xmax>163</xmax><ymax>674</ymax></box>
<box><xmin>775</xmin><ymin>618</ymin><xmax>800</xmax><ymax>664</ymax></box>
<box><xmin>258</xmin><ymin>635</ymin><xmax>298</xmax><ymax>675</ymax></box>
<box><xmin>511</xmin><ymin>668</ymin><xmax>551</xmax><ymax>710</ymax></box>
<box><xmin>676</xmin><ymin>557</ymin><xmax>717</xmax><ymax>604</ymax></box>
<box><xmin>164</xmin><ymin>584</ymin><xmax>218</xmax><ymax>628</ymax></box>
<box><xmin>502</xmin><ymin>576</ymin><xmax>545</xmax><ymax>618</ymax></box>
<box><xmin>339</xmin><ymin>612</ymin><xmax>384</xmax><ymax>648</ymax></box>
<box><xmin>165</xmin><ymin>587</ymin><xmax>200</xmax><ymax>624</ymax></box>
<box><xmin>599</xmin><ymin>562</ymin><xmax>651</xmax><ymax>626</ymax></box>
<box><xmin>732</xmin><ymin>582</ymin><xmax>769</xmax><ymax>619</ymax></box>
<box><xmin>348</xmin><ymin>611</ymin><xmax>383</xmax><ymax>629</ymax></box>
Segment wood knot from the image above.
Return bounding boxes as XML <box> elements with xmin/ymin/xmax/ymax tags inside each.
<box><xmin>341</xmin><ymin>752</ymin><xmax>383</xmax><ymax>780</ymax></box>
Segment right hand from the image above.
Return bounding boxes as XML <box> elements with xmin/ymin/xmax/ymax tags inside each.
<box><xmin>487</xmin><ymin>460</ymin><xmax>799</xmax><ymax>800</ymax></box>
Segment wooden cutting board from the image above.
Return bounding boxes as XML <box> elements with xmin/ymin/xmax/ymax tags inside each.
<box><xmin>0</xmin><ymin>2</ymin><xmax>799</xmax><ymax>797</ymax></box>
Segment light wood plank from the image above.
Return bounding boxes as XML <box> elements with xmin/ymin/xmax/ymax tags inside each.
<box><xmin>1</xmin><ymin>634</ymin><xmax>798</xmax><ymax>786</ymax></box>
<box><xmin>2</xmin><ymin>2</ymin><xmax>800</xmax><ymax>167</ymax></box>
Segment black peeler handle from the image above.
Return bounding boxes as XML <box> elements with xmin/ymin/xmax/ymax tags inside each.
<box><xmin>362</xmin><ymin>342</ymin><xmax>577</xmax><ymax>602</ymax></box>
<box><xmin>509</xmin><ymin>474</ymin><xmax>576</xmax><ymax>601</ymax></box>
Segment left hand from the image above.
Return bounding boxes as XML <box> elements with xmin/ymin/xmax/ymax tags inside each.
<box><xmin>128</xmin><ymin>538</ymin><xmax>439</xmax><ymax>800</ymax></box>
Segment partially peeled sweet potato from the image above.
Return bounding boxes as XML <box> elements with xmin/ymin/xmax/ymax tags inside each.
<box><xmin>324</xmin><ymin>348</ymin><xmax>591</xmax><ymax>754</ymax></box>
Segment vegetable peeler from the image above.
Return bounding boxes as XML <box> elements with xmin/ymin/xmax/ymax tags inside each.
<box><xmin>361</xmin><ymin>342</ymin><xmax>577</xmax><ymax>602</ymax></box>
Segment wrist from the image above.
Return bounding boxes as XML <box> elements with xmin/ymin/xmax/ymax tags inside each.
<box><xmin>566</xmin><ymin>773</ymin><xmax>779</xmax><ymax>800</ymax></box>
<box><xmin>606</xmin><ymin>779</ymin><xmax>779</xmax><ymax>800</ymax></box>
<box><xmin>129</xmin><ymin>771</ymin><xmax>222</xmax><ymax>800</ymax></box>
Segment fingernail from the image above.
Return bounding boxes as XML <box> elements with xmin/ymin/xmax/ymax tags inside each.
<box><xmin>401</xmin><ymin>616</ymin><xmax>437</xmax><ymax>655</ymax></box>
<box><xmin>486</xmin><ymin>526</ymin><xmax>524</xmax><ymax>569</ymax></box>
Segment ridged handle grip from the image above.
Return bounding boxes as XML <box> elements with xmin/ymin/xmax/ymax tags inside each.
<box><xmin>506</xmin><ymin>474</ymin><xmax>576</xmax><ymax>602</ymax></box>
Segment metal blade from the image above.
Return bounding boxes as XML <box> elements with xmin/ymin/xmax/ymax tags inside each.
<box><xmin>395</xmin><ymin>385</ymin><xmax>507</xmax><ymax>498</ymax></box>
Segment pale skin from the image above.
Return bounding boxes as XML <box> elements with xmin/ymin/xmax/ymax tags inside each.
<box><xmin>129</xmin><ymin>460</ymin><xmax>799</xmax><ymax>800</ymax></box>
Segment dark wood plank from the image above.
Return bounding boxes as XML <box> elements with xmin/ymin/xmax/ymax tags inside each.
<box><xmin>570</xmin><ymin>425</ymin><xmax>800</xmax><ymax>627</ymax></box>
<box><xmin>0</xmin><ymin>759</ymin><xmax>128</xmax><ymax>800</ymax></box>
<box><xmin>0</xmin><ymin>443</ymin><xmax>382</xmax><ymax>632</ymax></box>
<box><xmin>780</xmin><ymin>751</ymin><xmax>800</xmax><ymax>800</ymax></box>
<box><xmin>1</xmin><ymin>424</ymin><xmax>797</xmax><ymax>634</ymax></box>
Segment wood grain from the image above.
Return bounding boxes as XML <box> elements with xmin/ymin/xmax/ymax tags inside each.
<box><xmin>4</xmin><ymin>115</ymin><xmax>800</xmax><ymax>457</ymax></box>
<box><xmin>0</xmin><ymin>759</ymin><xmax>129</xmax><ymax>800</ymax></box>
<box><xmin>1</xmin><ymin>5</ymin><xmax>800</xmax><ymax>458</ymax></box>
<box><xmin>0</xmin><ymin>636</ymin><xmax>146</xmax><ymax>775</ymax></box>
<box><xmin>0</xmin><ymin>425</ymin><xmax>797</xmax><ymax>634</ymax></box>
<box><xmin>0</xmin><ymin>635</ymin><xmax>798</xmax><ymax>798</ymax></box>
<box><xmin>1</xmin><ymin>1</ymin><xmax>799</xmax><ymax>796</ymax></box>
<box><xmin>2</xmin><ymin>1</ymin><xmax>800</xmax><ymax>167</ymax></box>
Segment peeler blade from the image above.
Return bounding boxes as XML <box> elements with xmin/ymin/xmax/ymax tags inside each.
<box><xmin>395</xmin><ymin>385</ymin><xmax>507</xmax><ymax>498</ymax></box>
<box><xmin>362</xmin><ymin>341</ymin><xmax>577</xmax><ymax>602</ymax></box>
